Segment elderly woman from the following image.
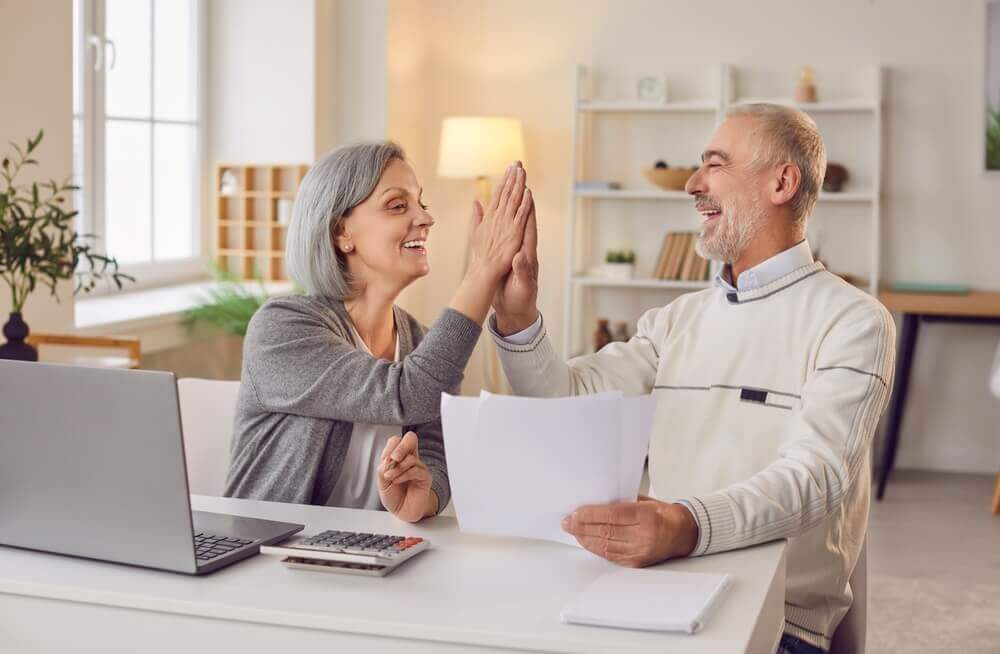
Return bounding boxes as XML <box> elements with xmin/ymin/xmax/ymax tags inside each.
<box><xmin>225</xmin><ymin>142</ymin><xmax>533</xmax><ymax>522</ymax></box>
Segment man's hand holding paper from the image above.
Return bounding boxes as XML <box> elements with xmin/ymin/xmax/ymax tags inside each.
<box><xmin>560</xmin><ymin>496</ymin><xmax>699</xmax><ymax>568</ymax></box>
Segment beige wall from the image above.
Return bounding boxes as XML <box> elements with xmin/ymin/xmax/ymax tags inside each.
<box><xmin>315</xmin><ymin>0</ymin><xmax>389</xmax><ymax>157</ymax></box>
<box><xmin>0</xmin><ymin>0</ymin><xmax>75</xmax><ymax>332</ymax></box>
<box><xmin>387</xmin><ymin>0</ymin><xmax>1000</xmax><ymax>473</ymax></box>
<box><xmin>208</xmin><ymin>0</ymin><xmax>388</xmax><ymax>166</ymax></box>
<box><xmin>208</xmin><ymin>0</ymin><xmax>316</xmax><ymax>165</ymax></box>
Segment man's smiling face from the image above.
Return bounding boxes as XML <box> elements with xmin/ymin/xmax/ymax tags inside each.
<box><xmin>685</xmin><ymin>115</ymin><xmax>769</xmax><ymax>264</ymax></box>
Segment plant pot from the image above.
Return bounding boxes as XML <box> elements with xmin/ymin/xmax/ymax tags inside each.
<box><xmin>0</xmin><ymin>312</ymin><xmax>38</xmax><ymax>361</ymax></box>
<box><xmin>603</xmin><ymin>263</ymin><xmax>634</xmax><ymax>280</ymax></box>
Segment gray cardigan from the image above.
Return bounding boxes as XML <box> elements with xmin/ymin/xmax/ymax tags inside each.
<box><xmin>224</xmin><ymin>294</ymin><xmax>481</xmax><ymax>511</ymax></box>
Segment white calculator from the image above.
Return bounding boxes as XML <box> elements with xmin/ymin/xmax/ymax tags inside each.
<box><xmin>260</xmin><ymin>529</ymin><xmax>430</xmax><ymax>577</ymax></box>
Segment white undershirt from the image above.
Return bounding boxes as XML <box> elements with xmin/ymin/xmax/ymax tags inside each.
<box><xmin>326</xmin><ymin>326</ymin><xmax>400</xmax><ymax>510</ymax></box>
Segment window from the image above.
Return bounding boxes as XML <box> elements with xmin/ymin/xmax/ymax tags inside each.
<box><xmin>74</xmin><ymin>0</ymin><xmax>205</xmax><ymax>290</ymax></box>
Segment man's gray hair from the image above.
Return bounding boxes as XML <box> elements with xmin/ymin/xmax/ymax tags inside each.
<box><xmin>726</xmin><ymin>103</ymin><xmax>827</xmax><ymax>222</ymax></box>
<box><xmin>286</xmin><ymin>141</ymin><xmax>405</xmax><ymax>299</ymax></box>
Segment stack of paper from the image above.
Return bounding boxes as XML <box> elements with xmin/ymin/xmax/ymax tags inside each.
<box><xmin>560</xmin><ymin>568</ymin><xmax>733</xmax><ymax>633</ymax></box>
<box><xmin>440</xmin><ymin>392</ymin><xmax>655</xmax><ymax>545</ymax></box>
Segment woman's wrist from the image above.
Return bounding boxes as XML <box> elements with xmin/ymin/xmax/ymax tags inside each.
<box><xmin>450</xmin><ymin>265</ymin><xmax>502</xmax><ymax>324</ymax></box>
<box><xmin>424</xmin><ymin>489</ymin><xmax>440</xmax><ymax>518</ymax></box>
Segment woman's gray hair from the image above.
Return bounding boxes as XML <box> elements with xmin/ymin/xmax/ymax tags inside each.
<box><xmin>726</xmin><ymin>103</ymin><xmax>827</xmax><ymax>222</ymax></box>
<box><xmin>286</xmin><ymin>141</ymin><xmax>406</xmax><ymax>299</ymax></box>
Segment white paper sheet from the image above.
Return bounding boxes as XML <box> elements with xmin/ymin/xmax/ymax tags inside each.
<box><xmin>440</xmin><ymin>392</ymin><xmax>656</xmax><ymax>545</ymax></box>
<box><xmin>560</xmin><ymin>568</ymin><xmax>733</xmax><ymax>633</ymax></box>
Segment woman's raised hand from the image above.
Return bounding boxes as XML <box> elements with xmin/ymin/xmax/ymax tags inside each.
<box><xmin>467</xmin><ymin>162</ymin><xmax>533</xmax><ymax>282</ymax></box>
<box><xmin>448</xmin><ymin>162</ymin><xmax>534</xmax><ymax>325</ymax></box>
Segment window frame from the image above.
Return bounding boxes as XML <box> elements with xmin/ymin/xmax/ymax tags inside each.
<box><xmin>74</xmin><ymin>0</ymin><xmax>209</xmax><ymax>295</ymax></box>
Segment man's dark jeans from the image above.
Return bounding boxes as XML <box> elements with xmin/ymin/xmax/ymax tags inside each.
<box><xmin>777</xmin><ymin>633</ymin><xmax>826</xmax><ymax>654</ymax></box>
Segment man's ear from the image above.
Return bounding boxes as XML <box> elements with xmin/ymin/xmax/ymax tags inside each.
<box><xmin>770</xmin><ymin>162</ymin><xmax>802</xmax><ymax>208</ymax></box>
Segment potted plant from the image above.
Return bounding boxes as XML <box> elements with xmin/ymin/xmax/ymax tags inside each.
<box><xmin>0</xmin><ymin>130</ymin><xmax>133</xmax><ymax>361</ymax></box>
<box><xmin>183</xmin><ymin>263</ymin><xmax>272</xmax><ymax>337</ymax></box>
<box><xmin>603</xmin><ymin>249</ymin><xmax>636</xmax><ymax>280</ymax></box>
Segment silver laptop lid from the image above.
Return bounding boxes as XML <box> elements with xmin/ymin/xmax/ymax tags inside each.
<box><xmin>0</xmin><ymin>360</ymin><xmax>198</xmax><ymax>573</ymax></box>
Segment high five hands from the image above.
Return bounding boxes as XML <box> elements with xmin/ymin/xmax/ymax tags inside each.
<box><xmin>451</xmin><ymin>162</ymin><xmax>534</xmax><ymax>325</ymax></box>
<box><xmin>487</xmin><ymin>163</ymin><xmax>540</xmax><ymax>336</ymax></box>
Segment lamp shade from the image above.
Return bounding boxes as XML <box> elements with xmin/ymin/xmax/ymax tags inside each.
<box><xmin>437</xmin><ymin>116</ymin><xmax>525</xmax><ymax>179</ymax></box>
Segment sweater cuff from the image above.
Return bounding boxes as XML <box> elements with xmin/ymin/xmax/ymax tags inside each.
<box><xmin>489</xmin><ymin>312</ymin><xmax>546</xmax><ymax>351</ymax></box>
<box><xmin>430</xmin><ymin>467</ymin><xmax>451</xmax><ymax>516</ymax></box>
<box><xmin>676</xmin><ymin>493</ymin><xmax>737</xmax><ymax>557</ymax></box>
<box><xmin>429</xmin><ymin>308</ymin><xmax>483</xmax><ymax>368</ymax></box>
<box><xmin>489</xmin><ymin>313</ymin><xmax>543</xmax><ymax>345</ymax></box>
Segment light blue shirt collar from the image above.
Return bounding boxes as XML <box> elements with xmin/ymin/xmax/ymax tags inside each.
<box><xmin>714</xmin><ymin>239</ymin><xmax>814</xmax><ymax>293</ymax></box>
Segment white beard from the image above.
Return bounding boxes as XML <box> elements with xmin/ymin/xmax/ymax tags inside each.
<box><xmin>695</xmin><ymin>196</ymin><xmax>766</xmax><ymax>263</ymax></box>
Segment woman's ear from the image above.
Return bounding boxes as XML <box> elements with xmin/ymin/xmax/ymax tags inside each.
<box><xmin>332</xmin><ymin>222</ymin><xmax>354</xmax><ymax>254</ymax></box>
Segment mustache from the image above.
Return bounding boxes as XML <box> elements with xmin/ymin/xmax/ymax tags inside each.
<box><xmin>694</xmin><ymin>196</ymin><xmax>722</xmax><ymax>213</ymax></box>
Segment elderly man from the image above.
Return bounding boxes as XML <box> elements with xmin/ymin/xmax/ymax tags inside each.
<box><xmin>489</xmin><ymin>103</ymin><xmax>895</xmax><ymax>654</ymax></box>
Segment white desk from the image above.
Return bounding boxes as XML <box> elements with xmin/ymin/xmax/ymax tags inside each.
<box><xmin>0</xmin><ymin>495</ymin><xmax>786</xmax><ymax>653</ymax></box>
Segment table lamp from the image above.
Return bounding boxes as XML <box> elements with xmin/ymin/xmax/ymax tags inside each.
<box><xmin>437</xmin><ymin>116</ymin><xmax>525</xmax><ymax>204</ymax></box>
<box><xmin>437</xmin><ymin>116</ymin><xmax>525</xmax><ymax>395</ymax></box>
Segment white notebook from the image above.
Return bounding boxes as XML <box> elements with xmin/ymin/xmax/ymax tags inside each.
<box><xmin>560</xmin><ymin>568</ymin><xmax>733</xmax><ymax>634</ymax></box>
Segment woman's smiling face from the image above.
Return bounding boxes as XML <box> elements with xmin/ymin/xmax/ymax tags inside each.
<box><xmin>335</xmin><ymin>158</ymin><xmax>435</xmax><ymax>292</ymax></box>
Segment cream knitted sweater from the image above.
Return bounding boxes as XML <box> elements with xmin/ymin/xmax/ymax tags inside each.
<box><xmin>493</xmin><ymin>262</ymin><xmax>895</xmax><ymax>650</ymax></box>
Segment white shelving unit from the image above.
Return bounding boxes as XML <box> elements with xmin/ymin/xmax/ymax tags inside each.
<box><xmin>577</xmin><ymin>100</ymin><xmax>719</xmax><ymax>114</ymax></box>
<box><xmin>563</xmin><ymin>63</ymin><xmax>884</xmax><ymax>358</ymax></box>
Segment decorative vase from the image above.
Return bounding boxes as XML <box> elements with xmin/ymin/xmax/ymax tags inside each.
<box><xmin>0</xmin><ymin>312</ymin><xmax>39</xmax><ymax>361</ymax></box>
<box><xmin>593</xmin><ymin>318</ymin><xmax>613</xmax><ymax>353</ymax></box>
<box><xmin>823</xmin><ymin>163</ymin><xmax>849</xmax><ymax>192</ymax></box>
<box><xmin>794</xmin><ymin>66</ymin><xmax>818</xmax><ymax>103</ymax></box>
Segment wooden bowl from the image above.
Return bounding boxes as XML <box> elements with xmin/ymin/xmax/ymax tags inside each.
<box><xmin>643</xmin><ymin>167</ymin><xmax>696</xmax><ymax>191</ymax></box>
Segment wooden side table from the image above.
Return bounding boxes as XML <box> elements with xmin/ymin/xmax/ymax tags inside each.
<box><xmin>876</xmin><ymin>290</ymin><xmax>1000</xmax><ymax>512</ymax></box>
<box><xmin>27</xmin><ymin>334</ymin><xmax>141</xmax><ymax>369</ymax></box>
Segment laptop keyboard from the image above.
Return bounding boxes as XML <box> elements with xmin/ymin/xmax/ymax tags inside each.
<box><xmin>194</xmin><ymin>532</ymin><xmax>254</xmax><ymax>562</ymax></box>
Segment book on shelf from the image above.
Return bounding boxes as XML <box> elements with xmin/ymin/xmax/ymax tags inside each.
<box><xmin>653</xmin><ymin>233</ymin><xmax>671</xmax><ymax>278</ymax></box>
<box><xmin>652</xmin><ymin>231</ymin><xmax>710</xmax><ymax>282</ymax></box>
<box><xmin>652</xmin><ymin>232</ymin><xmax>672</xmax><ymax>279</ymax></box>
<box><xmin>667</xmin><ymin>233</ymin><xmax>688</xmax><ymax>280</ymax></box>
<box><xmin>656</xmin><ymin>232</ymin><xmax>680</xmax><ymax>279</ymax></box>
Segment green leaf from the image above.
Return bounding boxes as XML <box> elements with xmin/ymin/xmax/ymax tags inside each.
<box><xmin>27</xmin><ymin>130</ymin><xmax>43</xmax><ymax>153</ymax></box>
<box><xmin>0</xmin><ymin>130</ymin><xmax>134</xmax><ymax>301</ymax></box>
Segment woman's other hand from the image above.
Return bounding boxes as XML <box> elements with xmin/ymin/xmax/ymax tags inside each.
<box><xmin>377</xmin><ymin>431</ymin><xmax>438</xmax><ymax>522</ymax></box>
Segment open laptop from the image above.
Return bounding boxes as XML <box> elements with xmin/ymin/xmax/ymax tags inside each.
<box><xmin>0</xmin><ymin>360</ymin><xmax>303</xmax><ymax>575</ymax></box>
